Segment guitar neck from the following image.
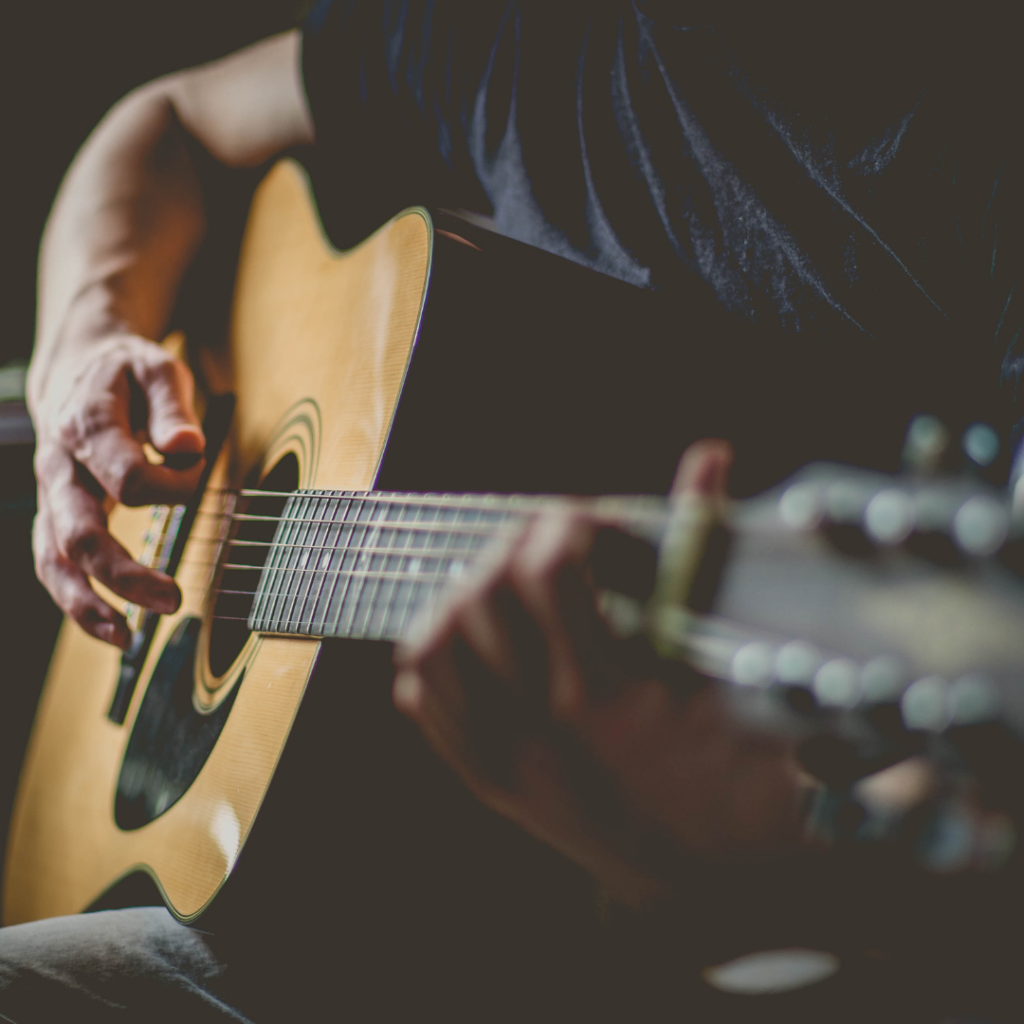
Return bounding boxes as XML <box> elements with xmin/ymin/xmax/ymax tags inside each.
<box><xmin>233</xmin><ymin>490</ymin><xmax>665</xmax><ymax>642</ymax></box>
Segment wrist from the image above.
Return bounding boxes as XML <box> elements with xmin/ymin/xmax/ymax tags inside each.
<box><xmin>29</xmin><ymin>285</ymin><xmax>140</xmax><ymax>418</ymax></box>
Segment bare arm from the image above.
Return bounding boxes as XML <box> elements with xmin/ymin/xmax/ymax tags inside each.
<box><xmin>29</xmin><ymin>30</ymin><xmax>313</xmax><ymax>648</ymax></box>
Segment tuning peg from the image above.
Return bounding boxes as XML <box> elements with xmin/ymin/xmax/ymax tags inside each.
<box><xmin>902</xmin><ymin>414</ymin><xmax>950</xmax><ymax>475</ymax></box>
<box><xmin>961</xmin><ymin>422</ymin><xmax>1001</xmax><ymax>471</ymax></box>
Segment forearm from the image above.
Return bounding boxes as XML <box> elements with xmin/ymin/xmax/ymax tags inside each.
<box><xmin>29</xmin><ymin>30</ymin><xmax>313</xmax><ymax>414</ymax></box>
<box><xmin>26</xmin><ymin>30</ymin><xmax>313</xmax><ymax>643</ymax></box>
<box><xmin>30</xmin><ymin>81</ymin><xmax>206</xmax><ymax>409</ymax></box>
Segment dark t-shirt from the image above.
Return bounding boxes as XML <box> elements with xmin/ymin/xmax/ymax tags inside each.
<box><xmin>301</xmin><ymin>2</ymin><xmax>1024</xmax><ymax>484</ymax></box>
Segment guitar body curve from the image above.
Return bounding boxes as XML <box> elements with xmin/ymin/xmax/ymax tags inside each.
<box><xmin>4</xmin><ymin>153</ymin><xmax>699</xmax><ymax>953</ymax></box>
<box><xmin>4</xmin><ymin>161</ymin><xmax>432</xmax><ymax>924</ymax></box>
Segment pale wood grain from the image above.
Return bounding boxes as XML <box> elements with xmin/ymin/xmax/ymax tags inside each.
<box><xmin>4</xmin><ymin>160</ymin><xmax>431</xmax><ymax>923</ymax></box>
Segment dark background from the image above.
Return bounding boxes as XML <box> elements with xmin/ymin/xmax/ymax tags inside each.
<box><xmin>0</xmin><ymin>0</ymin><xmax>305</xmax><ymax>898</ymax></box>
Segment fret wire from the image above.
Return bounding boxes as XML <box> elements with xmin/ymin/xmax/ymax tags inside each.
<box><xmin>189</xmin><ymin>551</ymin><xmax>495</xmax><ymax>576</ymax></box>
<box><xmin>205</xmin><ymin>488</ymin><xmax>552</xmax><ymax>513</ymax></box>
<box><xmin>282</xmin><ymin>491</ymin><xmax>325</xmax><ymax>634</ymax></box>
<box><xmin>262</xmin><ymin>492</ymin><xmax>298</xmax><ymax>631</ymax></box>
<box><xmin>380</xmin><ymin>500</ymin><xmax>439</xmax><ymax>640</ymax></box>
<box><xmin>243</xmin><ymin>491</ymin><xmax>272</xmax><ymax>630</ymax></box>
<box><xmin>186</xmin><ymin>537</ymin><xmax>508</xmax><ymax>557</ymax></box>
<box><xmin>390</xmin><ymin>499</ymin><xmax>427</xmax><ymax>641</ymax></box>
<box><xmin>248</xmin><ymin>493</ymin><xmax>278</xmax><ymax>629</ymax></box>
<box><xmin>191</xmin><ymin>491</ymin><xmax>669</xmax><ymax>535</ymax></box>
<box><xmin>259</xmin><ymin>492</ymin><xmax>307</xmax><ymax>631</ymax></box>
<box><xmin>354</xmin><ymin>500</ymin><xmax>394</xmax><ymax>639</ymax></box>
<box><xmin>357</xmin><ymin>499</ymin><xmax>404</xmax><ymax>639</ymax></box>
<box><xmin>283</xmin><ymin>491</ymin><xmax>322</xmax><ymax>631</ymax></box>
<box><xmin>252</xmin><ymin>492</ymin><xmax>289</xmax><ymax>630</ymax></box>
<box><xmin>378</xmin><ymin>499</ymin><xmax>420</xmax><ymax>639</ymax></box>
<box><xmin>209</xmin><ymin>497</ymin><xmax>527</xmax><ymax>635</ymax></box>
<box><xmin>326</xmin><ymin>496</ymin><xmax>373</xmax><ymax>637</ymax></box>
<box><xmin>189</xmin><ymin>490</ymin><xmax>665</xmax><ymax>637</ymax></box>
<box><xmin>327</xmin><ymin>497</ymin><xmax>368</xmax><ymax>638</ymax></box>
<box><xmin>341</xmin><ymin>498</ymin><xmax>386</xmax><ymax>638</ymax></box>
<box><xmin>243</xmin><ymin>494</ymin><xmax>269</xmax><ymax>629</ymax></box>
<box><xmin>308</xmin><ymin>490</ymin><xmax>347</xmax><ymax>635</ymax></box>
<box><xmin>287</xmin><ymin>493</ymin><xmax>323</xmax><ymax>629</ymax></box>
<box><xmin>178</xmin><ymin>530</ymin><xmax>501</xmax><ymax>574</ymax></box>
<box><xmin>312</xmin><ymin>493</ymin><xmax>356</xmax><ymax>636</ymax></box>
<box><xmin>296</xmin><ymin>491</ymin><xmax>337</xmax><ymax>634</ymax></box>
<box><xmin>413</xmin><ymin>499</ymin><xmax>465</xmax><ymax>639</ymax></box>
<box><xmin>193</xmin><ymin>510</ymin><xmax>527</xmax><ymax>536</ymax></box>
<box><xmin>210</xmin><ymin>564</ymin><xmax>486</xmax><ymax>598</ymax></box>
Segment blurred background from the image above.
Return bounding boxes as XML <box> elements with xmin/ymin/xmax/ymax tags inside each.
<box><xmin>0</xmin><ymin>0</ymin><xmax>306</xmax><ymax>884</ymax></box>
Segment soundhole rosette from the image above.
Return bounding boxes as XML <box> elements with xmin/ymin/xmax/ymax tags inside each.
<box><xmin>198</xmin><ymin>398</ymin><xmax>321</xmax><ymax>697</ymax></box>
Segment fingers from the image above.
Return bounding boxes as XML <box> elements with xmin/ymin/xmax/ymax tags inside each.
<box><xmin>33</xmin><ymin>336</ymin><xmax>204</xmax><ymax>642</ymax></box>
<box><xmin>132</xmin><ymin>347</ymin><xmax>205</xmax><ymax>457</ymax></box>
<box><xmin>33</xmin><ymin>506</ymin><xmax>132</xmax><ymax>649</ymax></box>
<box><xmin>508</xmin><ymin>508</ymin><xmax>615</xmax><ymax>719</ymax></box>
<box><xmin>54</xmin><ymin>341</ymin><xmax>205</xmax><ymax>506</ymax></box>
<box><xmin>396</xmin><ymin>530</ymin><xmax>548</xmax><ymax>788</ymax></box>
<box><xmin>34</xmin><ymin>445</ymin><xmax>182</xmax><ymax>643</ymax></box>
<box><xmin>671</xmin><ymin>437</ymin><xmax>733</xmax><ymax>498</ymax></box>
<box><xmin>395</xmin><ymin>507</ymin><xmax>620</xmax><ymax>784</ymax></box>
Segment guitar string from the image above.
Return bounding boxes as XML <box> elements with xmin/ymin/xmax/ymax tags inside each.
<box><xmin>326</xmin><ymin>496</ymin><xmax>379</xmax><ymax>637</ymax></box>
<box><xmin>177</xmin><ymin>515</ymin><xmax>519</xmax><ymax>571</ymax></box>
<box><xmin>391</xmin><ymin>497</ymin><xmax>430</xmax><ymax>639</ymax></box>
<box><xmin>182</xmin><ymin>530</ymin><xmax>518</xmax><ymax>551</ymax></box>
<box><xmin>183</xmin><ymin>501</ymin><xmax>666</xmax><ymax>537</ymax></box>
<box><xmin>187</xmin><ymin>507</ymin><xmax>667</xmax><ymax>535</ymax></box>
<box><xmin>206</xmin><ymin>532</ymin><xmax>487</xmax><ymax>626</ymax></box>
<box><xmin>354</xmin><ymin>497</ymin><xmax>405</xmax><ymax>639</ymax></box>
<box><xmin>187</xmin><ymin>497</ymin><xmax>667</xmax><ymax>527</ymax></box>
<box><xmin>182</xmin><ymin>541</ymin><xmax>482</xmax><ymax>579</ymax></box>
<box><xmin>204</xmin><ymin>487</ymin><xmax>558</xmax><ymax>512</ymax></box>
<box><xmin>233</xmin><ymin>576</ymin><xmax>454</xmax><ymax>635</ymax></box>
<box><xmin>278</xmin><ymin>491</ymin><xmax>322</xmax><ymax>633</ymax></box>
<box><xmin>338</xmin><ymin>497</ymin><xmax>385</xmax><ymax>638</ymax></box>
<box><xmin>207</xmin><ymin>502</ymin><xmax>485</xmax><ymax>626</ymax></box>
<box><xmin>191</xmin><ymin>510</ymin><xmax>529</xmax><ymax>534</ymax></box>
<box><xmin>189</xmin><ymin>503</ymin><xmax>666</xmax><ymax>525</ymax></box>
<box><xmin>147</xmin><ymin>492</ymin><xmax>662</xmax><ymax>630</ymax></box>
<box><xmin>306</xmin><ymin>489</ymin><xmax>349</xmax><ymax>634</ymax></box>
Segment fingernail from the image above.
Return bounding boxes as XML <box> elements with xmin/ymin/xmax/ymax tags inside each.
<box><xmin>153</xmin><ymin>587</ymin><xmax>181</xmax><ymax>614</ymax></box>
<box><xmin>97</xmin><ymin>621</ymin><xmax>130</xmax><ymax>650</ymax></box>
<box><xmin>393</xmin><ymin>671</ymin><xmax>422</xmax><ymax>713</ymax></box>
<box><xmin>163</xmin><ymin>452</ymin><xmax>204</xmax><ymax>471</ymax></box>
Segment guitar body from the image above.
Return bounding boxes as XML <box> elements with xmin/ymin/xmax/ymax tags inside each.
<box><xmin>4</xmin><ymin>159</ymin><xmax>694</xmax><ymax>947</ymax></box>
<box><xmin>4</xmin><ymin>161</ymin><xmax>432</xmax><ymax>925</ymax></box>
<box><xmin>7</xmin><ymin>162</ymin><xmax>1024</xmax><ymax>1021</ymax></box>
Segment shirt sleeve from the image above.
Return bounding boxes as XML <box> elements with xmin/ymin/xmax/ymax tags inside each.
<box><xmin>301</xmin><ymin>0</ymin><xmax>512</xmax><ymax>248</ymax></box>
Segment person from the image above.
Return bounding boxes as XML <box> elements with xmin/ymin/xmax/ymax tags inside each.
<box><xmin>3</xmin><ymin>4</ymin><xmax>1021</xmax><ymax>1021</ymax></box>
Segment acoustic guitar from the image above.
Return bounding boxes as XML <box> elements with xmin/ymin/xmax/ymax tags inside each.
<box><xmin>5</xmin><ymin>158</ymin><xmax>1024</xmax><ymax>936</ymax></box>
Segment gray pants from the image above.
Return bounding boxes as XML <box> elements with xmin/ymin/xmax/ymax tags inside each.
<box><xmin>0</xmin><ymin>908</ymin><xmax>253</xmax><ymax>1023</ymax></box>
<box><xmin>0</xmin><ymin>904</ymin><xmax>1013</xmax><ymax>1023</ymax></box>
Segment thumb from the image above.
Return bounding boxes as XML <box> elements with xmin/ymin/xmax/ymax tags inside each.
<box><xmin>134</xmin><ymin>350</ymin><xmax>205</xmax><ymax>456</ymax></box>
<box><xmin>670</xmin><ymin>438</ymin><xmax>733</xmax><ymax>499</ymax></box>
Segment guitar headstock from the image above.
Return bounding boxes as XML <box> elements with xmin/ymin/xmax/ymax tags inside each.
<box><xmin>639</xmin><ymin>455</ymin><xmax>1024</xmax><ymax>872</ymax></box>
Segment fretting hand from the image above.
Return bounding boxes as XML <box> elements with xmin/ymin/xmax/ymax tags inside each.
<box><xmin>393</xmin><ymin>441</ymin><xmax>810</xmax><ymax>908</ymax></box>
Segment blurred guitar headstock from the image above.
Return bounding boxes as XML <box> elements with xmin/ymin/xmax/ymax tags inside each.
<box><xmin>644</xmin><ymin>415</ymin><xmax>1024</xmax><ymax>875</ymax></box>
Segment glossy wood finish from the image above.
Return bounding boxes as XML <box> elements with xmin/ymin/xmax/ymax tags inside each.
<box><xmin>4</xmin><ymin>160</ymin><xmax>432</xmax><ymax>923</ymax></box>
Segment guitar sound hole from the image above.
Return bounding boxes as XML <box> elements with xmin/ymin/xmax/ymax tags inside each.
<box><xmin>116</xmin><ymin>616</ymin><xmax>242</xmax><ymax>829</ymax></box>
<box><xmin>207</xmin><ymin>453</ymin><xmax>298</xmax><ymax>678</ymax></box>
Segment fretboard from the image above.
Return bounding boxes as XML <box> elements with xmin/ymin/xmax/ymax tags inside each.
<box><xmin>247</xmin><ymin>491</ymin><xmax>527</xmax><ymax>640</ymax></box>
